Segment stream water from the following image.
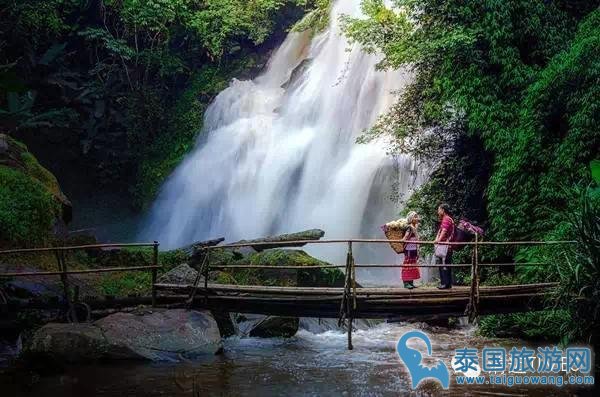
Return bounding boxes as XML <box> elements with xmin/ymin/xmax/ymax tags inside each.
<box><xmin>3</xmin><ymin>320</ymin><xmax>581</xmax><ymax>396</ymax></box>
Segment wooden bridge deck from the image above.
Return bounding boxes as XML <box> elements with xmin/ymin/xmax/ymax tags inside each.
<box><xmin>154</xmin><ymin>282</ymin><xmax>555</xmax><ymax>320</ymax></box>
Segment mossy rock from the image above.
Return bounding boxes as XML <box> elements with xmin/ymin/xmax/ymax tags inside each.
<box><xmin>207</xmin><ymin>249</ymin><xmax>345</xmax><ymax>287</ymax></box>
<box><xmin>189</xmin><ymin>247</ymin><xmax>241</xmax><ymax>270</ymax></box>
<box><xmin>0</xmin><ymin>134</ymin><xmax>72</xmax><ymax>247</ymax></box>
<box><xmin>243</xmin><ymin>249</ymin><xmax>325</xmax><ymax>267</ymax></box>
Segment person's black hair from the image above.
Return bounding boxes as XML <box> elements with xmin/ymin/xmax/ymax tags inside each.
<box><xmin>439</xmin><ymin>203</ymin><xmax>452</xmax><ymax>216</ymax></box>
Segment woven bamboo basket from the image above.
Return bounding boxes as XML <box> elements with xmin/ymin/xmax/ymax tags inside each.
<box><xmin>384</xmin><ymin>227</ymin><xmax>405</xmax><ymax>254</ymax></box>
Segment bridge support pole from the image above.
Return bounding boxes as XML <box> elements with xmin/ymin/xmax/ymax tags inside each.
<box><xmin>466</xmin><ymin>233</ymin><xmax>480</xmax><ymax>322</ymax></box>
<box><xmin>56</xmin><ymin>249</ymin><xmax>76</xmax><ymax>322</ymax></box>
<box><xmin>151</xmin><ymin>241</ymin><xmax>159</xmax><ymax>308</ymax></box>
<box><xmin>187</xmin><ymin>249</ymin><xmax>209</xmax><ymax>309</ymax></box>
<box><xmin>346</xmin><ymin>241</ymin><xmax>355</xmax><ymax>350</ymax></box>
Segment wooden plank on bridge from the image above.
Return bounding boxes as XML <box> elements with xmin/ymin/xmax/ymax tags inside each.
<box><xmin>153</xmin><ymin>282</ymin><xmax>553</xmax><ymax>320</ymax></box>
<box><xmin>154</xmin><ymin>282</ymin><xmax>556</xmax><ymax>296</ymax></box>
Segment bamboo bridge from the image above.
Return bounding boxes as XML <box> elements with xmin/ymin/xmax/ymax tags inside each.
<box><xmin>0</xmin><ymin>238</ymin><xmax>575</xmax><ymax>349</ymax></box>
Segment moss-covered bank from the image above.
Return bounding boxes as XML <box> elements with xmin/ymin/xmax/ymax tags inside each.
<box><xmin>0</xmin><ymin>134</ymin><xmax>71</xmax><ymax>247</ymax></box>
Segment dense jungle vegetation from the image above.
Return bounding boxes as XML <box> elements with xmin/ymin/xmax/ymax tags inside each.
<box><xmin>0</xmin><ymin>0</ymin><xmax>317</xmax><ymax>213</ymax></box>
<box><xmin>343</xmin><ymin>0</ymin><xmax>599</xmax><ymax>346</ymax></box>
<box><xmin>0</xmin><ymin>0</ymin><xmax>329</xmax><ymax>247</ymax></box>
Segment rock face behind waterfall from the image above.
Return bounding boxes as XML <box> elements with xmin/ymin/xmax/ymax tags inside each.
<box><xmin>24</xmin><ymin>309</ymin><xmax>221</xmax><ymax>363</ymax></box>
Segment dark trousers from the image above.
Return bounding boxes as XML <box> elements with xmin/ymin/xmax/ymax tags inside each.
<box><xmin>436</xmin><ymin>250</ymin><xmax>453</xmax><ymax>286</ymax></box>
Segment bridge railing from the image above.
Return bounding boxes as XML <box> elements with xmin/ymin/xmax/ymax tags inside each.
<box><xmin>193</xmin><ymin>237</ymin><xmax>576</xmax><ymax>349</ymax></box>
<box><xmin>1</xmin><ymin>237</ymin><xmax>577</xmax><ymax>349</ymax></box>
<box><xmin>0</xmin><ymin>242</ymin><xmax>160</xmax><ymax>319</ymax></box>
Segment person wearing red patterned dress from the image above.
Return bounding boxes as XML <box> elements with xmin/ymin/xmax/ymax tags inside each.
<box><xmin>401</xmin><ymin>211</ymin><xmax>421</xmax><ymax>289</ymax></box>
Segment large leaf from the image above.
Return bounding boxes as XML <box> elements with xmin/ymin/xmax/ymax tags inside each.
<box><xmin>590</xmin><ymin>160</ymin><xmax>600</xmax><ymax>184</ymax></box>
<box><xmin>6</xmin><ymin>92</ymin><xmax>19</xmax><ymax>113</ymax></box>
<box><xmin>39</xmin><ymin>43</ymin><xmax>67</xmax><ymax>66</ymax></box>
<box><xmin>0</xmin><ymin>63</ymin><xmax>26</xmax><ymax>93</ymax></box>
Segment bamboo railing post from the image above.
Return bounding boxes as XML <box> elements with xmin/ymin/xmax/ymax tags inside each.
<box><xmin>347</xmin><ymin>241</ymin><xmax>354</xmax><ymax>350</ymax></box>
<box><xmin>151</xmin><ymin>241</ymin><xmax>159</xmax><ymax>308</ymax></box>
<box><xmin>187</xmin><ymin>249</ymin><xmax>209</xmax><ymax>309</ymax></box>
<box><xmin>56</xmin><ymin>249</ymin><xmax>76</xmax><ymax>322</ymax></box>
<box><xmin>474</xmin><ymin>233</ymin><xmax>480</xmax><ymax>313</ymax></box>
<box><xmin>204</xmin><ymin>250</ymin><xmax>210</xmax><ymax>303</ymax></box>
<box><xmin>466</xmin><ymin>234</ymin><xmax>480</xmax><ymax>322</ymax></box>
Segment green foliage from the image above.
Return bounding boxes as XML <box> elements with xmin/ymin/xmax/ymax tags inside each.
<box><xmin>479</xmin><ymin>268</ymin><xmax>521</xmax><ymax>286</ymax></box>
<box><xmin>91</xmin><ymin>246</ymin><xmax>189</xmax><ymax>270</ymax></box>
<box><xmin>158</xmin><ymin>249</ymin><xmax>190</xmax><ymax>271</ymax></box>
<box><xmin>186</xmin><ymin>0</ymin><xmax>291</xmax><ymax>59</ymax></box>
<box><xmin>19</xmin><ymin>152</ymin><xmax>63</xmax><ymax>199</ymax></box>
<box><xmin>478</xmin><ymin>311</ymin><xmax>568</xmax><ymax>342</ymax></box>
<box><xmin>402</xmin><ymin>133</ymin><xmax>491</xmax><ymax>240</ymax></box>
<box><xmin>343</xmin><ymin>1</ymin><xmax>599</xmax><ymax>242</ymax></box>
<box><xmin>341</xmin><ymin>0</ymin><xmax>415</xmax><ymax>70</ymax></box>
<box><xmin>551</xmin><ymin>187</ymin><xmax>600</xmax><ymax>346</ymax></box>
<box><xmin>131</xmin><ymin>65</ymin><xmax>231</xmax><ymax>208</ymax></box>
<box><xmin>99</xmin><ymin>271</ymin><xmax>152</xmax><ymax>297</ymax></box>
<box><xmin>0</xmin><ymin>0</ymin><xmax>305</xmax><ymax>207</ymax></box>
<box><xmin>591</xmin><ymin>160</ymin><xmax>600</xmax><ymax>184</ymax></box>
<box><xmin>344</xmin><ymin>1</ymin><xmax>599</xmax><ymax>343</ymax></box>
<box><xmin>0</xmin><ymin>166</ymin><xmax>59</xmax><ymax>246</ymax></box>
<box><xmin>202</xmin><ymin>248</ymin><xmax>344</xmax><ymax>287</ymax></box>
<box><xmin>487</xmin><ymin>10</ymin><xmax>600</xmax><ymax>243</ymax></box>
<box><xmin>6</xmin><ymin>0</ymin><xmax>75</xmax><ymax>41</ymax></box>
<box><xmin>0</xmin><ymin>136</ymin><xmax>67</xmax><ymax>247</ymax></box>
<box><xmin>0</xmin><ymin>91</ymin><xmax>77</xmax><ymax>134</ymax></box>
<box><xmin>292</xmin><ymin>0</ymin><xmax>331</xmax><ymax>34</ymax></box>
<box><xmin>233</xmin><ymin>249</ymin><xmax>338</xmax><ymax>287</ymax></box>
<box><xmin>119</xmin><ymin>0</ymin><xmax>189</xmax><ymax>30</ymax></box>
<box><xmin>78</xmin><ymin>28</ymin><xmax>136</xmax><ymax>60</ymax></box>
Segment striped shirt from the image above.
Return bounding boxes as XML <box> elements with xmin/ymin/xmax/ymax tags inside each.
<box><xmin>405</xmin><ymin>226</ymin><xmax>418</xmax><ymax>251</ymax></box>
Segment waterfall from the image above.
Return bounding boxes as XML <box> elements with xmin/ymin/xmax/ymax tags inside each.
<box><xmin>141</xmin><ymin>0</ymin><xmax>424</xmax><ymax>265</ymax></box>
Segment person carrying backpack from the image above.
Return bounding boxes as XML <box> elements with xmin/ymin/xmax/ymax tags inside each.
<box><xmin>434</xmin><ymin>203</ymin><xmax>454</xmax><ymax>289</ymax></box>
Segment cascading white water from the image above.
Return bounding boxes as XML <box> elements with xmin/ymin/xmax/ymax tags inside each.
<box><xmin>141</xmin><ymin>0</ymin><xmax>424</xmax><ymax>266</ymax></box>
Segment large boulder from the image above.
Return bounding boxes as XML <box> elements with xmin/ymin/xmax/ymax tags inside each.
<box><xmin>233</xmin><ymin>229</ymin><xmax>325</xmax><ymax>251</ymax></box>
<box><xmin>156</xmin><ymin>266</ymin><xmax>235</xmax><ymax>337</ymax></box>
<box><xmin>0</xmin><ymin>134</ymin><xmax>71</xmax><ymax>246</ymax></box>
<box><xmin>157</xmin><ymin>264</ymin><xmax>199</xmax><ymax>285</ymax></box>
<box><xmin>3</xmin><ymin>279</ymin><xmax>62</xmax><ymax>300</ymax></box>
<box><xmin>95</xmin><ymin>309</ymin><xmax>222</xmax><ymax>360</ymax></box>
<box><xmin>248</xmin><ymin>316</ymin><xmax>299</xmax><ymax>338</ymax></box>
<box><xmin>24</xmin><ymin>309</ymin><xmax>222</xmax><ymax>363</ymax></box>
<box><xmin>0</xmin><ymin>265</ymin><xmax>102</xmax><ymax>301</ymax></box>
<box><xmin>25</xmin><ymin>323</ymin><xmax>133</xmax><ymax>362</ymax></box>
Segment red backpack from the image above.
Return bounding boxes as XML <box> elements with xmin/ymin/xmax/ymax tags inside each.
<box><xmin>452</xmin><ymin>219</ymin><xmax>484</xmax><ymax>251</ymax></box>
